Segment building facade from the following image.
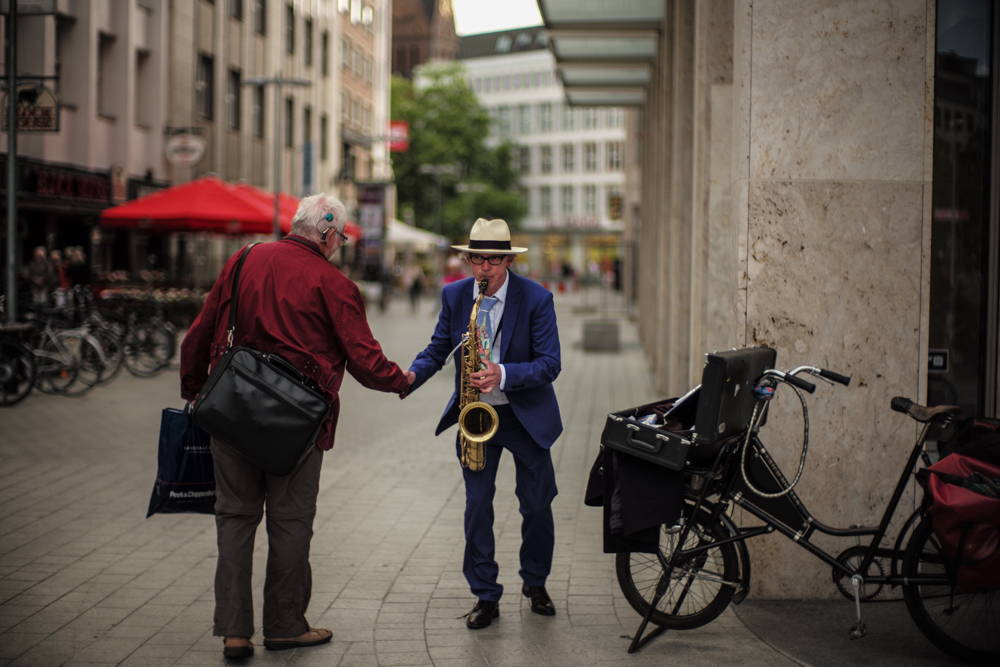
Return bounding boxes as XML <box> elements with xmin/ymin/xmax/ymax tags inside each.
<box><xmin>2</xmin><ymin>0</ymin><xmax>394</xmax><ymax>288</ymax></box>
<box><xmin>391</xmin><ymin>0</ymin><xmax>459</xmax><ymax>78</ymax></box>
<box><xmin>539</xmin><ymin>0</ymin><xmax>1000</xmax><ymax>597</ymax></box>
<box><xmin>457</xmin><ymin>27</ymin><xmax>629</xmax><ymax>282</ymax></box>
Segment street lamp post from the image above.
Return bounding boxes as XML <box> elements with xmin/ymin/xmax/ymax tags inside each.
<box><xmin>244</xmin><ymin>72</ymin><xmax>311</xmax><ymax>240</ymax></box>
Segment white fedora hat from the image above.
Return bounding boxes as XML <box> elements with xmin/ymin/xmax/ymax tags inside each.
<box><xmin>451</xmin><ymin>218</ymin><xmax>527</xmax><ymax>254</ymax></box>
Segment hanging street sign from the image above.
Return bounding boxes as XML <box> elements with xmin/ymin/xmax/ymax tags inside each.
<box><xmin>2</xmin><ymin>83</ymin><xmax>59</xmax><ymax>132</ymax></box>
<box><xmin>164</xmin><ymin>132</ymin><xmax>207</xmax><ymax>167</ymax></box>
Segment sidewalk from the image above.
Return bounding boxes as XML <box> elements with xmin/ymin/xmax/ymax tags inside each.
<box><xmin>0</xmin><ymin>289</ymin><xmax>950</xmax><ymax>666</ymax></box>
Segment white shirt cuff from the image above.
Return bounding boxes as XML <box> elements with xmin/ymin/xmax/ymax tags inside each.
<box><xmin>499</xmin><ymin>364</ymin><xmax>507</xmax><ymax>391</ymax></box>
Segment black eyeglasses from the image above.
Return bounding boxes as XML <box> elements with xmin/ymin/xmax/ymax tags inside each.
<box><xmin>468</xmin><ymin>254</ymin><xmax>507</xmax><ymax>266</ymax></box>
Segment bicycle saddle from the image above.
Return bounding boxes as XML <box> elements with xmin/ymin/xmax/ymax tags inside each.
<box><xmin>890</xmin><ymin>396</ymin><xmax>960</xmax><ymax>423</ymax></box>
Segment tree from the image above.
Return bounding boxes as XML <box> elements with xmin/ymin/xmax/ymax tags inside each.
<box><xmin>390</xmin><ymin>63</ymin><xmax>525</xmax><ymax>241</ymax></box>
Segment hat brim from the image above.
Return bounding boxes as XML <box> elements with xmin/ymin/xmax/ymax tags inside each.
<box><xmin>452</xmin><ymin>245</ymin><xmax>527</xmax><ymax>254</ymax></box>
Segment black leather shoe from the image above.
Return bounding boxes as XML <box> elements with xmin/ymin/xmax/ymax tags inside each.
<box><xmin>522</xmin><ymin>584</ymin><xmax>556</xmax><ymax>616</ymax></box>
<box><xmin>465</xmin><ymin>599</ymin><xmax>499</xmax><ymax>629</ymax></box>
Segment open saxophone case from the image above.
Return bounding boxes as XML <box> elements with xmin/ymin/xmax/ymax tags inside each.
<box><xmin>585</xmin><ymin>347</ymin><xmax>777</xmax><ymax>554</ymax></box>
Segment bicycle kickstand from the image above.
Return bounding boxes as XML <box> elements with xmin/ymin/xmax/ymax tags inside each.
<box><xmin>627</xmin><ymin>573</ymin><xmax>670</xmax><ymax>653</ymax></box>
<box><xmin>848</xmin><ymin>574</ymin><xmax>867</xmax><ymax>640</ymax></box>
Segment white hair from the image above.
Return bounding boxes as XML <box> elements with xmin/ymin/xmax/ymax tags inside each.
<box><xmin>289</xmin><ymin>193</ymin><xmax>348</xmax><ymax>242</ymax></box>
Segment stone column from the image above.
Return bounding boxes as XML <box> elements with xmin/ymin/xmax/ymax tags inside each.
<box><xmin>730</xmin><ymin>0</ymin><xmax>934</xmax><ymax>597</ymax></box>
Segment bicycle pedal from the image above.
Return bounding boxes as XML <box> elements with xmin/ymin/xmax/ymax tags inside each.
<box><xmin>849</xmin><ymin>623</ymin><xmax>867</xmax><ymax>640</ymax></box>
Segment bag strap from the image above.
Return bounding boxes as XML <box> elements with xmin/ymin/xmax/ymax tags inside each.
<box><xmin>226</xmin><ymin>243</ymin><xmax>259</xmax><ymax>350</ymax></box>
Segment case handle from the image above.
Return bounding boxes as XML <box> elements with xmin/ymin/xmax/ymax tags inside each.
<box><xmin>626</xmin><ymin>427</ymin><xmax>662</xmax><ymax>454</ymax></box>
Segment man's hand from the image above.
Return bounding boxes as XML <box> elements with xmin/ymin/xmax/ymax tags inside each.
<box><xmin>403</xmin><ymin>370</ymin><xmax>416</xmax><ymax>385</ymax></box>
<box><xmin>469</xmin><ymin>360</ymin><xmax>502</xmax><ymax>394</ymax></box>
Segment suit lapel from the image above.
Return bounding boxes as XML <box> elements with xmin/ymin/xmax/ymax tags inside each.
<box><xmin>500</xmin><ymin>272</ymin><xmax>521</xmax><ymax>362</ymax></box>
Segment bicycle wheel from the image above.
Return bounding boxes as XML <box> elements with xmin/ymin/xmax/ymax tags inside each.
<box><xmin>36</xmin><ymin>334</ymin><xmax>79</xmax><ymax>393</ymax></box>
<box><xmin>89</xmin><ymin>326</ymin><xmax>123</xmax><ymax>383</ymax></box>
<box><xmin>616</xmin><ymin>504</ymin><xmax>738</xmax><ymax>629</ymax></box>
<box><xmin>902</xmin><ymin>517</ymin><xmax>1000</xmax><ymax>664</ymax></box>
<box><xmin>57</xmin><ymin>332</ymin><xmax>104</xmax><ymax>396</ymax></box>
<box><xmin>123</xmin><ymin>323</ymin><xmax>172</xmax><ymax>376</ymax></box>
<box><xmin>0</xmin><ymin>340</ymin><xmax>36</xmax><ymax>406</ymax></box>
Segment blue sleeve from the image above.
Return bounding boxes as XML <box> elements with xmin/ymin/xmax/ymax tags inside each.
<box><xmin>408</xmin><ymin>289</ymin><xmax>456</xmax><ymax>393</ymax></box>
<box><xmin>501</xmin><ymin>291</ymin><xmax>561</xmax><ymax>391</ymax></box>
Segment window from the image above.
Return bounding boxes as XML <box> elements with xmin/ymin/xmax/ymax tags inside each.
<box><xmin>606</xmin><ymin>185</ymin><xmax>621</xmax><ymax>218</ymax></box>
<box><xmin>583</xmin><ymin>185</ymin><xmax>597</xmax><ymax>214</ymax></box>
<box><xmin>303</xmin><ymin>105</ymin><xmax>312</xmax><ymax>143</ymax></box>
<box><xmin>538</xmin><ymin>103</ymin><xmax>552</xmax><ymax>132</ymax></box>
<box><xmin>196</xmin><ymin>53</ymin><xmax>214</xmax><ymax>119</ymax></box>
<box><xmin>539</xmin><ymin>145</ymin><xmax>552</xmax><ymax>174</ymax></box>
<box><xmin>353</xmin><ymin>48</ymin><xmax>362</xmax><ymax>78</ymax></box>
<box><xmin>498</xmin><ymin>106</ymin><xmax>511</xmax><ymax>136</ymax></box>
<box><xmin>582</xmin><ymin>107</ymin><xmax>599</xmax><ymax>129</ymax></box>
<box><xmin>285</xmin><ymin>3</ymin><xmax>295</xmax><ymax>54</ymax></box>
<box><xmin>607</xmin><ymin>141</ymin><xmax>623</xmax><ymax>171</ymax></box>
<box><xmin>561</xmin><ymin>105</ymin><xmax>575</xmax><ymax>131</ymax></box>
<box><xmin>474</xmin><ymin>78</ymin><xmax>481</xmax><ymax>93</ymax></box>
<box><xmin>97</xmin><ymin>34</ymin><xmax>115</xmax><ymax>116</ymax></box>
<box><xmin>561</xmin><ymin>144</ymin><xmax>574</xmax><ymax>172</ymax></box>
<box><xmin>519</xmin><ymin>186</ymin><xmax>530</xmax><ymax>213</ymax></box>
<box><xmin>484</xmin><ymin>76</ymin><xmax>491</xmax><ymax>92</ymax></box>
<box><xmin>230</xmin><ymin>0</ymin><xmax>243</xmax><ymax>20</ymax></box>
<box><xmin>517</xmin><ymin>104</ymin><xmax>531</xmax><ymax>134</ymax></box>
<box><xmin>340</xmin><ymin>91</ymin><xmax>348</xmax><ymax>120</ymax></box>
<box><xmin>340</xmin><ymin>38</ymin><xmax>350</xmax><ymax>69</ymax></box>
<box><xmin>252</xmin><ymin>85</ymin><xmax>265</xmax><ymax>137</ymax></box>
<box><xmin>363</xmin><ymin>105</ymin><xmax>371</xmax><ymax>133</ymax></box>
<box><xmin>304</xmin><ymin>18</ymin><xmax>313</xmax><ymax>66</ymax></box>
<box><xmin>607</xmin><ymin>107</ymin><xmax>624</xmax><ymax>128</ymax></box>
<box><xmin>560</xmin><ymin>186</ymin><xmax>574</xmax><ymax>215</ymax></box>
<box><xmin>254</xmin><ymin>0</ymin><xmax>266</xmax><ymax>34</ymax></box>
<box><xmin>227</xmin><ymin>68</ymin><xmax>241</xmax><ymax>129</ymax></box>
<box><xmin>285</xmin><ymin>96</ymin><xmax>294</xmax><ymax>147</ymax></box>
<box><xmin>320</xmin><ymin>114</ymin><xmax>328</xmax><ymax>160</ymax></box>
<box><xmin>321</xmin><ymin>31</ymin><xmax>329</xmax><ymax>77</ymax></box>
<box><xmin>363</xmin><ymin>56</ymin><xmax>372</xmax><ymax>86</ymax></box>
<box><xmin>135</xmin><ymin>51</ymin><xmax>151</xmax><ymax>126</ymax></box>
<box><xmin>539</xmin><ymin>186</ymin><xmax>552</xmax><ymax>215</ymax></box>
<box><xmin>584</xmin><ymin>142</ymin><xmax>597</xmax><ymax>172</ymax></box>
<box><xmin>516</xmin><ymin>146</ymin><xmax>531</xmax><ymax>175</ymax></box>
<box><xmin>352</xmin><ymin>98</ymin><xmax>360</xmax><ymax>126</ymax></box>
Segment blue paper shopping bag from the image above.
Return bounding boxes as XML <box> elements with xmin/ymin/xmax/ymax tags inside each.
<box><xmin>146</xmin><ymin>406</ymin><xmax>216</xmax><ymax>518</ymax></box>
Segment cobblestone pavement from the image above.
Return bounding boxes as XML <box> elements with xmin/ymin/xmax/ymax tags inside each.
<box><xmin>0</xmin><ymin>290</ymin><xmax>943</xmax><ymax>666</ymax></box>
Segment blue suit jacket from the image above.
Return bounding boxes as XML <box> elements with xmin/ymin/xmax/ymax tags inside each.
<box><xmin>409</xmin><ymin>272</ymin><xmax>563</xmax><ymax>449</ymax></box>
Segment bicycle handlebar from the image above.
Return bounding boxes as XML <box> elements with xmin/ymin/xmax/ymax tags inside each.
<box><xmin>819</xmin><ymin>368</ymin><xmax>851</xmax><ymax>386</ymax></box>
<box><xmin>783</xmin><ymin>373</ymin><xmax>817</xmax><ymax>394</ymax></box>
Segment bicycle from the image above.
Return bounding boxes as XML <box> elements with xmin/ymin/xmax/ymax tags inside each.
<box><xmin>608</xmin><ymin>352</ymin><xmax>997</xmax><ymax>664</ymax></box>
<box><xmin>28</xmin><ymin>313</ymin><xmax>106</xmax><ymax>396</ymax></box>
<box><xmin>0</xmin><ymin>323</ymin><xmax>37</xmax><ymax>406</ymax></box>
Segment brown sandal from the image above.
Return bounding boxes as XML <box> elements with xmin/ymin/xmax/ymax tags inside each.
<box><xmin>222</xmin><ymin>637</ymin><xmax>254</xmax><ymax>658</ymax></box>
<box><xmin>263</xmin><ymin>627</ymin><xmax>332</xmax><ymax>651</ymax></box>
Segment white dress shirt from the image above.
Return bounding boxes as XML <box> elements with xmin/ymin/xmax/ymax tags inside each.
<box><xmin>472</xmin><ymin>271</ymin><xmax>510</xmax><ymax>406</ymax></box>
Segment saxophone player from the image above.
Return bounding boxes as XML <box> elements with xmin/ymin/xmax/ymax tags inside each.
<box><xmin>408</xmin><ymin>218</ymin><xmax>563</xmax><ymax>629</ymax></box>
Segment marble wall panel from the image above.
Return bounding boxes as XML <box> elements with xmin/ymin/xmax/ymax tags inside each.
<box><xmin>707</xmin><ymin>83</ymin><xmax>738</xmax><ymax>354</ymax></box>
<box><xmin>743</xmin><ymin>179</ymin><xmax>925</xmax><ymax>597</ymax></box>
<box><xmin>748</xmin><ymin>0</ymin><xmax>927</xmax><ymax>182</ymax></box>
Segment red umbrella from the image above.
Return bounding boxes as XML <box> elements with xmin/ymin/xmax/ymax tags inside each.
<box><xmin>100</xmin><ymin>175</ymin><xmax>275</xmax><ymax>234</ymax></box>
<box><xmin>234</xmin><ymin>183</ymin><xmax>362</xmax><ymax>240</ymax></box>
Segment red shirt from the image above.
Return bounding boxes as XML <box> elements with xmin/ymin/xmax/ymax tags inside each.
<box><xmin>180</xmin><ymin>236</ymin><xmax>409</xmax><ymax>450</ymax></box>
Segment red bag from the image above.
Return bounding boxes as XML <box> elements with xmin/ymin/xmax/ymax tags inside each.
<box><xmin>926</xmin><ymin>454</ymin><xmax>1000</xmax><ymax>592</ymax></box>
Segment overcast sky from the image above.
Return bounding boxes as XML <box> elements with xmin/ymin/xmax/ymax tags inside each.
<box><xmin>451</xmin><ymin>0</ymin><xmax>543</xmax><ymax>36</ymax></box>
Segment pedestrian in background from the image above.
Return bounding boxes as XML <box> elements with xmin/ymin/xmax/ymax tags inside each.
<box><xmin>24</xmin><ymin>246</ymin><xmax>55</xmax><ymax>308</ymax></box>
<box><xmin>407</xmin><ymin>218</ymin><xmax>563</xmax><ymax>629</ymax></box>
<box><xmin>180</xmin><ymin>193</ymin><xmax>416</xmax><ymax>659</ymax></box>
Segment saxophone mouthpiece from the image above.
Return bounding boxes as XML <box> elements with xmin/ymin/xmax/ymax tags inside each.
<box><xmin>478</xmin><ymin>279</ymin><xmax>489</xmax><ymax>293</ymax></box>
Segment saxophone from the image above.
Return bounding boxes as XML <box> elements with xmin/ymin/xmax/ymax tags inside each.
<box><xmin>457</xmin><ymin>279</ymin><xmax>499</xmax><ymax>471</ymax></box>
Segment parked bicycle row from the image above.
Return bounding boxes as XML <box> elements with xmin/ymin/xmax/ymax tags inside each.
<box><xmin>0</xmin><ymin>288</ymin><xmax>177</xmax><ymax>406</ymax></box>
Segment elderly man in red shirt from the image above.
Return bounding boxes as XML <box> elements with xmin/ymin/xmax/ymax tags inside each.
<box><xmin>180</xmin><ymin>193</ymin><xmax>415</xmax><ymax>659</ymax></box>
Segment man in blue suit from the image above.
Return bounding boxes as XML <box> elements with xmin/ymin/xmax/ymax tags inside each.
<box><xmin>409</xmin><ymin>218</ymin><xmax>562</xmax><ymax>629</ymax></box>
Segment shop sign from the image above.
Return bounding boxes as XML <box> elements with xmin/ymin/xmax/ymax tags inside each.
<box><xmin>389</xmin><ymin>121</ymin><xmax>409</xmax><ymax>152</ymax></box>
<box><xmin>36</xmin><ymin>169</ymin><xmax>109</xmax><ymax>202</ymax></box>
<box><xmin>1</xmin><ymin>83</ymin><xmax>59</xmax><ymax>132</ymax></box>
<box><xmin>164</xmin><ymin>133</ymin><xmax>207</xmax><ymax>167</ymax></box>
<box><xmin>110</xmin><ymin>162</ymin><xmax>128</xmax><ymax>204</ymax></box>
<box><xmin>545</xmin><ymin>216</ymin><xmax>602</xmax><ymax>230</ymax></box>
<box><xmin>608</xmin><ymin>194</ymin><xmax>622</xmax><ymax>221</ymax></box>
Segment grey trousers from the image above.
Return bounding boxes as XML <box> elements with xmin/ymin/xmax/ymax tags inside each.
<box><xmin>210</xmin><ymin>439</ymin><xmax>323</xmax><ymax>638</ymax></box>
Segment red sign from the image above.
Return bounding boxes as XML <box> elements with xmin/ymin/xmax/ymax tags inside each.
<box><xmin>389</xmin><ymin>120</ymin><xmax>409</xmax><ymax>152</ymax></box>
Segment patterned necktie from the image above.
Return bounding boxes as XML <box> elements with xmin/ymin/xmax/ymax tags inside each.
<box><xmin>476</xmin><ymin>296</ymin><xmax>499</xmax><ymax>365</ymax></box>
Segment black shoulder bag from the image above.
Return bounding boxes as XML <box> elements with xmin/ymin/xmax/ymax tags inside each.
<box><xmin>192</xmin><ymin>244</ymin><xmax>332</xmax><ymax>476</ymax></box>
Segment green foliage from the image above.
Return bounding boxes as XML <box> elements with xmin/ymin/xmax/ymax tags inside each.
<box><xmin>390</xmin><ymin>63</ymin><xmax>525</xmax><ymax>241</ymax></box>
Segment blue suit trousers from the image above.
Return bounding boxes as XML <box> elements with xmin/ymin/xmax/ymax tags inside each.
<box><xmin>460</xmin><ymin>404</ymin><xmax>558</xmax><ymax>602</ymax></box>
